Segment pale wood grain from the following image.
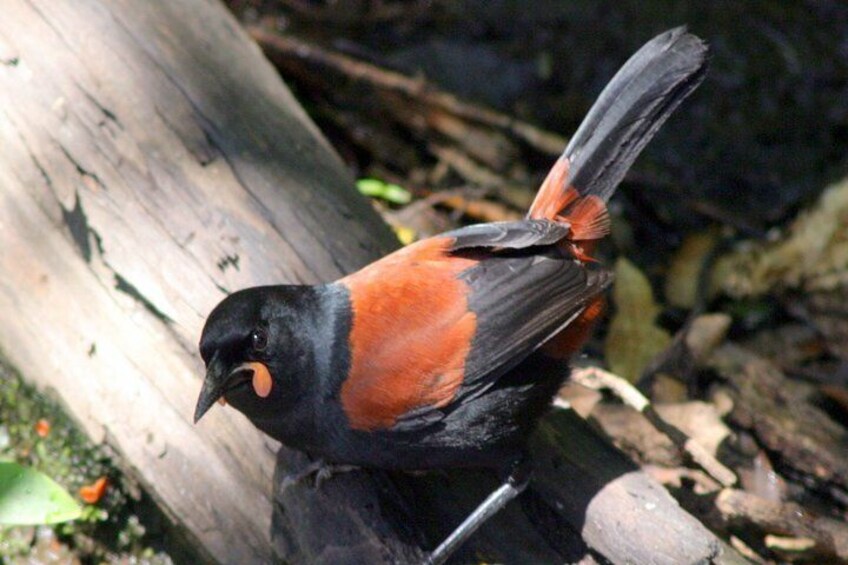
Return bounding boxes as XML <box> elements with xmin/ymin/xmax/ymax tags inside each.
<box><xmin>0</xmin><ymin>0</ymin><xmax>395</xmax><ymax>562</ymax></box>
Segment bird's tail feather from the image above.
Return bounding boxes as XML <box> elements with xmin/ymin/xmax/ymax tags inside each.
<box><xmin>527</xmin><ymin>27</ymin><xmax>708</xmax><ymax>242</ymax></box>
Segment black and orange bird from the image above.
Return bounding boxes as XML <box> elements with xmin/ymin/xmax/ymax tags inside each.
<box><xmin>195</xmin><ymin>27</ymin><xmax>708</xmax><ymax>564</ymax></box>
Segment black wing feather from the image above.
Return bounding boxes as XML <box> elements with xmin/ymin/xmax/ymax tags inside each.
<box><xmin>444</xmin><ymin>220</ymin><xmax>570</xmax><ymax>251</ymax></box>
<box><xmin>459</xmin><ymin>251</ymin><xmax>610</xmax><ymax>388</ymax></box>
<box><xmin>391</xmin><ymin>232</ymin><xmax>611</xmax><ymax>432</ymax></box>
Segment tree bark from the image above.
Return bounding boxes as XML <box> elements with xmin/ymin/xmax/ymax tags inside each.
<box><xmin>0</xmin><ymin>1</ymin><xmax>395</xmax><ymax>563</ymax></box>
<box><xmin>0</xmin><ymin>1</ymin><xmax>742</xmax><ymax>563</ymax></box>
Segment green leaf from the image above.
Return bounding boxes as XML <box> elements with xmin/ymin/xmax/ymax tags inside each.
<box><xmin>356</xmin><ymin>178</ymin><xmax>412</xmax><ymax>205</ymax></box>
<box><xmin>0</xmin><ymin>462</ymin><xmax>81</xmax><ymax>525</ymax></box>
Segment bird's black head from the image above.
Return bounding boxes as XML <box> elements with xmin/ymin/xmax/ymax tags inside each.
<box><xmin>194</xmin><ymin>285</ymin><xmax>315</xmax><ymax>428</ymax></box>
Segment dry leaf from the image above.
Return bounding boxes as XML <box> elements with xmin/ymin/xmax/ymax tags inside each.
<box><xmin>685</xmin><ymin>313</ymin><xmax>732</xmax><ymax>361</ymax></box>
<box><xmin>712</xmin><ymin>178</ymin><xmax>848</xmax><ymax>357</ymax></box>
<box><xmin>655</xmin><ymin>401</ymin><xmax>731</xmax><ymax>457</ymax></box>
<box><xmin>605</xmin><ymin>258</ymin><xmax>672</xmax><ymax>383</ymax></box>
<box><xmin>665</xmin><ymin>228</ymin><xmax>721</xmax><ymax>308</ymax></box>
<box><xmin>713</xmin><ymin>178</ymin><xmax>848</xmax><ymax>297</ymax></box>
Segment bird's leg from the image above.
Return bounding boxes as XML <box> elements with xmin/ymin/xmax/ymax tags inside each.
<box><xmin>280</xmin><ymin>459</ymin><xmax>360</xmax><ymax>492</ymax></box>
<box><xmin>424</xmin><ymin>457</ymin><xmax>532</xmax><ymax>565</ymax></box>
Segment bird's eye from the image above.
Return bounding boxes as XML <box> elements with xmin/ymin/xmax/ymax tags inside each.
<box><xmin>251</xmin><ymin>328</ymin><xmax>268</xmax><ymax>352</ymax></box>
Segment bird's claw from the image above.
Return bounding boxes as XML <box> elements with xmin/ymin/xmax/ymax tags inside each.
<box><xmin>280</xmin><ymin>459</ymin><xmax>359</xmax><ymax>493</ymax></box>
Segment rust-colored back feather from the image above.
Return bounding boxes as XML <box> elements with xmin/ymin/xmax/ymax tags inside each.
<box><xmin>339</xmin><ymin>237</ymin><xmax>477</xmax><ymax>430</ymax></box>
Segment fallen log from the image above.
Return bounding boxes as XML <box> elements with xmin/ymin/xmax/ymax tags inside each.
<box><xmin>0</xmin><ymin>0</ymin><xmax>395</xmax><ymax>562</ymax></box>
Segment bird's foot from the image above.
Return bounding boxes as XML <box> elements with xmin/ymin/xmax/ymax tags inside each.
<box><xmin>280</xmin><ymin>459</ymin><xmax>359</xmax><ymax>492</ymax></box>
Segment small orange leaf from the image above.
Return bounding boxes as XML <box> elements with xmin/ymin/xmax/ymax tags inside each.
<box><xmin>34</xmin><ymin>418</ymin><xmax>51</xmax><ymax>438</ymax></box>
<box><xmin>79</xmin><ymin>476</ymin><xmax>108</xmax><ymax>504</ymax></box>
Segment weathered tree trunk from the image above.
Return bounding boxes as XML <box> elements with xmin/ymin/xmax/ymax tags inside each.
<box><xmin>0</xmin><ymin>0</ymin><xmax>395</xmax><ymax>562</ymax></box>
<box><xmin>0</xmin><ymin>1</ymin><xmax>742</xmax><ymax>563</ymax></box>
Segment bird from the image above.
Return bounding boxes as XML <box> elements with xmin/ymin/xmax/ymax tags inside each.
<box><xmin>194</xmin><ymin>27</ymin><xmax>708</xmax><ymax>564</ymax></box>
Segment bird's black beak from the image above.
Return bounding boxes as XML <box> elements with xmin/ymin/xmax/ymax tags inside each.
<box><xmin>194</xmin><ymin>351</ymin><xmax>228</xmax><ymax>424</ymax></box>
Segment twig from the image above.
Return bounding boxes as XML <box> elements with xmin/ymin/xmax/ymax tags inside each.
<box><xmin>571</xmin><ymin>366</ymin><xmax>737</xmax><ymax>488</ymax></box>
<box><xmin>247</xmin><ymin>27</ymin><xmax>567</xmax><ymax>157</ymax></box>
<box><xmin>428</xmin><ymin>143</ymin><xmax>535</xmax><ymax>210</ymax></box>
<box><xmin>276</xmin><ymin>0</ymin><xmax>434</xmax><ymax>26</ymax></box>
<box><xmin>714</xmin><ymin>488</ymin><xmax>848</xmax><ymax>562</ymax></box>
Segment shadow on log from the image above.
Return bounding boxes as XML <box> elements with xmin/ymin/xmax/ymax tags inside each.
<box><xmin>274</xmin><ymin>409</ymin><xmax>746</xmax><ymax>564</ymax></box>
<box><xmin>0</xmin><ymin>0</ymin><xmax>742</xmax><ymax>563</ymax></box>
